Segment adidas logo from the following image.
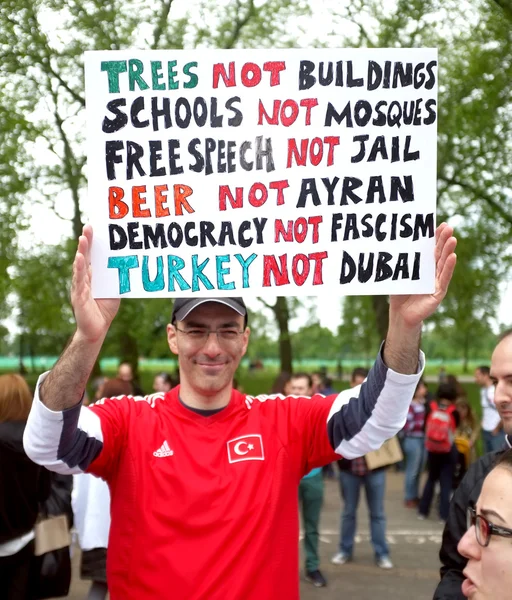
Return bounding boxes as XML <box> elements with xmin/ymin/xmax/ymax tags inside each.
<box><xmin>153</xmin><ymin>440</ymin><xmax>174</xmax><ymax>457</ymax></box>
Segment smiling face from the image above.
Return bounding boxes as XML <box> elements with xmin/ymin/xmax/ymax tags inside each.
<box><xmin>167</xmin><ymin>302</ymin><xmax>249</xmax><ymax>403</ymax></box>
<box><xmin>491</xmin><ymin>335</ymin><xmax>512</xmax><ymax>435</ymax></box>
<box><xmin>457</xmin><ymin>466</ymin><xmax>512</xmax><ymax>600</ymax></box>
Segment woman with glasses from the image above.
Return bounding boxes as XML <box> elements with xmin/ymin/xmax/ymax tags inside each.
<box><xmin>458</xmin><ymin>449</ymin><xmax>512</xmax><ymax>599</ymax></box>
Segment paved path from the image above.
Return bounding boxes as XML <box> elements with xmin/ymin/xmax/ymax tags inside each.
<box><xmin>62</xmin><ymin>472</ymin><xmax>446</xmax><ymax>600</ymax></box>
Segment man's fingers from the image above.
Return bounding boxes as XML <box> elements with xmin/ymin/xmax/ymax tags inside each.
<box><xmin>434</xmin><ymin>223</ymin><xmax>453</xmax><ymax>264</ymax></box>
<box><xmin>437</xmin><ymin>252</ymin><xmax>457</xmax><ymax>297</ymax></box>
<box><xmin>437</xmin><ymin>235</ymin><xmax>457</xmax><ymax>274</ymax></box>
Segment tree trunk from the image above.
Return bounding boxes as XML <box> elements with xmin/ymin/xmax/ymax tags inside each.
<box><xmin>462</xmin><ymin>331</ymin><xmax>470</xmax><ymax>374</ymax></box>
<box><xmin>372</xmin><ymin>296</ymin><xmax>389</xmax><ymax>341</ymax></box>
<box><xmin>273</xmin><ymin>297</ymin><xmax>293</xmax><ymax>374</ymax></box>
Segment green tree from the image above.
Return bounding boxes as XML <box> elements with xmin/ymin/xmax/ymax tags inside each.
<box><xmin>339</xmin><ymin>296</ymin><xmax>381</xmax><ymax>364</ymax></box>
<box><xmin>427</xmin><ymin>224</ymin><xmax>511</xmax><ymax>372</ymax></box>
<box><xmin>0</xmin><ymin>0</ymin><xmax>309</xmax><ymax>367</ymax></box>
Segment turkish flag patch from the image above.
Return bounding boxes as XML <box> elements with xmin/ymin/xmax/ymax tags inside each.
<box><xmin>227</xmin><ymin>434</ymin><xmax>265</xmax><ymax>464</ymax></box>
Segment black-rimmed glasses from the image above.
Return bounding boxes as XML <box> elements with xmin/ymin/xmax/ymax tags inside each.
<box><xmin>175</xmin><ymin>327</ymin><xmax>244</xmax><ymax>346</ymax></box>
<box><xmin>466</xmin><ymin>506</ymin><xmax>512</xmax><ymax>547</ymax></box>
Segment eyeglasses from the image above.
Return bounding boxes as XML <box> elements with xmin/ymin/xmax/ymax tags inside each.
<box><xmin>466</xmin><ymin>507</ymin><xmax>512</xmax><ymax>547</ymax></box>
<box><xmin>175</xmin><ymin>327</ymin><xmax>244</xmax><ymax>346</ymax></box>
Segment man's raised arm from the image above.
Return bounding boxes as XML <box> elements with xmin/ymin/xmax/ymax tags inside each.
<box><xmin>24</xmin><ymin>225</ymin><xmax>120</xmax><ymax>471</ymax></box>
<box><xmin>326</xmin><ymin>223</ymin><xmax>457</xmax><ymax>458</ymax></box>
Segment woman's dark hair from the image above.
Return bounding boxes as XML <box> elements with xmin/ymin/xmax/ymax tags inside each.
<box><xmin>436</xmin><ymin>382</ymin><xmax>458</xmax><ymax>402</ymax></box>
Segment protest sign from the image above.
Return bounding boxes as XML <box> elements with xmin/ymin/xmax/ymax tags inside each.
<box><xmin>84</xmin><ymin>48</ymin><xmax>438</xmax><ymax>298</ymax></box>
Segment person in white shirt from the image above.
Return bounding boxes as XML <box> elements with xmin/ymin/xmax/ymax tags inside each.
<box><xmin>475</xmin><ymin>366</ymin><xmax>505</xmax><ymax>453</ymax></box>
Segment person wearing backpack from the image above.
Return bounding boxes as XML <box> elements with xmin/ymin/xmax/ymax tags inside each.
<box><xmin>418</xmin><ymin>382</ymin><xmax>460</xmax><ymax>522</ymax></box>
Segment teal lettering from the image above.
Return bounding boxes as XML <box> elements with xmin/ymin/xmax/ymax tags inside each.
<box><xmin>183</xmin><ymin>62</ymin><xmax>198</xmax><ymax>89</ymax></box>
<box><xmin>142</xmin><ymin>255</ymin><xmax>165</xmax><ymax>291</ymax></box>
<box><xmin>216</xmin><ymin>255</ymin><xmax>235</xmax><ymax>290</ymax></box>
<box><xmin>107</xmin><ymin>255</ymin><xmax>139</xmax><ymax>294</ymax></box>
<box><xmin>234</xmin><ymin>253</ymin><xmax>257</xmax><ymax>288</ymax></box>
<box><xmin>128</xmin><ymin>59</ymin><xmax>150</xmax><ymax>92</ymax></box>
<box><xmin>167</xmin><ymin>255</ymin><xmax>191</xmax><ymax>291</ymax></box>
<box><xmin>151</xmin><ymin>61</ymin><xmax>165</xmax><ymax>91</ymax></box>
<box><xmin>101</xmin><ymin>61</ymin><xmax>127</xmax><ymax>94</ymax></box>
<box><xmin>168</xmin><ymin>60</ymin><xmax>178</xmax><ymax>90</ymax></box>
<box><xmin>191</xmin><ymin>255</ymin><xmax>214</xmax><ymax>292</ymax></box>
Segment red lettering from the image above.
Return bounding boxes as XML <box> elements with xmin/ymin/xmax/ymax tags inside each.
<box><xmin>258</xmin><ymin>99</ymin><xmax>280</xmax><ymax>125</ymax></box>
<box><xmin>241</xmin><ymin>62</ymin><xmax>262</xmax><ymax>87</ymax></box>
<box><xmin>155</xmin><ymin>185</ymin><xmax>170</xmax><ymax>217</ymax></box>
<box><xmin>310</xmin><ymin>251</ymin><xmax>328</xmax><ymax>285</ymax></box>
<box><xmin>249</xmin><ymin>182</ymin><xmax>267</xmax><ymax>207</ymax></box>
<box><xmin>263</xmin><ymin>254</ymin><xmax>290</xmax><ymax>287</ymax></box>
<box><xmin>263</xmin><ymin>61</ymin><xmax>286</xmax><ymax>86</ymax></box>
<box><xmin>287</xmin><ymin>138</ymin><xmax>308</xmax><ymax>168</ymax></box>
<box><xmin>108</xmin><ymin>186</ymin><xmax>128</xmax><ymax>219</ymax></box>
<box><xmin>132</xmin><ymin>186</ymin><xmax>150</xmax><ymax>218</ymax></box>
<box><xmin>212</xmin><ymin>62</ymin><xmax>235</xmax><ymax>88</ymax></box>
<box><xmin>218</xmin><ymin>185</ymin><xmax>243</xmax><ymax>211</ymax></box>
<box><xmin>308</xmin><ymin>216</ymin><xmax>322</xmax><ymax>243</ymax></box>
<box><xmin>269</xmin><ymin>180</ymin><xmax>289</xmax><ymax>205</ymax></box>
<box><xmin>300</xmin><ymin>98</ymin><xmax>318</xmax><ymax>125</ymax></box>
<box><xmin>292</xmin><ymin>254</ymin><xmax>310</xmax><ymax>285</ymax></box>
<box><xmin>324</xmin><ymin>136</ymin><xmax>340</xmax><ymax>166</ymax></box>
<box><xmin>173</xmin><ymin>184</ymin><xmax>194</xmax><ymax>215</ymax></box>
<box><xmin>309</xmin><ymin>137</ymin><xmax>323</xmax><ymax>166</ymax></box>
<box><xmin>275</xmin><ymin>219</ymin><xmax>293</xmax><ymax>243</ymax></box>
<box><xmin>294</xmin><ymin>217</ymin><xmax>308</xmax><ymax>243</ymax></box>
<box><xmin>280</xmin><ymin>99</ymin><xmax>299</xmax><ymax>127</ymax></box>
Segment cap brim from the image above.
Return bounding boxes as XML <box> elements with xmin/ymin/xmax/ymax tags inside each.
<box><xmin>174</xmin><ymin>299</ymin><xmax>246</xmax><ymax>322</ymax></box>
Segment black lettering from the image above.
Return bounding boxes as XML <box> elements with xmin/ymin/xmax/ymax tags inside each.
<box><xmin>175</xmin><ymin>98</ymin><xmax>192</xmax><ymax>128</ymax></box>
<box><xmin>325</xmin><ymin>101</ymin><xmax>353</xmax><ymax>127</ymax></box>
<box><xmin>151</xmin><ymin>97</ymin><xmax>172</xmax><ymax>131</ymax></box>
<box><xmin>109</xmin><ymin>224</ymin><xmax>127</xmax><ymax>250</ymax></box>
<box><xmin>200</xmin><ymin>221</ymin><xmax>217</xmax><ymax>247</ymax></box>
<box><xmin>143</xmin><ymin>223</ymin><xmax>167</xmax><ymax>249</ymax></box>
<box><xmin>351</xmin><ymin>135</ymin><xmax>369</xmax><ymax>163</ymax></box>
<box><xmin>131</xmin><ymin>96</ymin><xmax>149</xmax><ymax>128</ymax></box>
<box><xmin>297</xmin><ymin>178</ymin><xmax>321</xmax><ymax>208</ymax></box>
<box><xmin>168</xmin><ymin>139</ymin><xmax>183</xmax><ymax>175</ymax></box>
<box><xmin>126</xmin><ymin>141</ymin><xmax>145</xmax><ymax>180</ymax></box>
<box><xmin>103</xmin><ymin>99</ymin><xmax>128</xmax><ymax>133</ymax></box>
<box><xmin>375</xmin><ymin>252</ymin><xmax>393</xmax><ymax>282</ymax></box>
<box><xmin>358</xmin><ymin>253</ymin><xmax>374</xmax><ymax>283</ymax></box>
<box><xmin>226</xmin><ymin>96</ymin><xmax>243</xmax><ymax>126</ymax></box>
<box><xmin>413</xmin><ymin>213</ymin><xmax>435</xmax><ymax>240</ymax></box>
<box><xmin>299</xmin><ymin>60</ymin><xmax>316</xmax><ymax>90</ymax></box>
<box><xmin>390</xmin><ymin>176</ymin><xmax>414</xmax><ymax>202</ymax></box>
<box><xmin>321</xmin><ymin>176</ymin><xmax>340</xmax><ymax>204</ymax></box>
<box><xmin>167</xmin><ymin>223</ymin><xmax>184</xmax><ymax>248</ymax></box>
<box><xmin>149</xmin><ymin>141</ymin><xmax>165</xmax><ymax>177</ymax></box>
<box><xmin>193</xmin><ymin>97</ymin><xmax>208</xmax><ymax>126</ymax></box>
<box><xmin>127</xmin><ymin>222</ymin><xmax>142</xmax><ymax>250</ymax></box>
<box><xmin>105</xmin><ymin>140</ymin><xmax>124</xmax><ymax>180</ymax></box>
<box><xmin>339</xmin><ymin>251</ymin><xmax>356</xmax><ymax>283</ymax></box>
<box><xmin>340</xmin><ymin>177</ymin><xmax>363</xmax><ymax>205</ymax></box>
<box><xmin>188</xmin><ymin>138</ymin><xmax>204</xmax><ymax>173</ymax></box>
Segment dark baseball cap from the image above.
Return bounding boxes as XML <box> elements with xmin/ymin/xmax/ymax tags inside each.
<box><xmin>171</xmin><ymin>297</ymin><xmax>247</xmax><ymax>323</ymax></box>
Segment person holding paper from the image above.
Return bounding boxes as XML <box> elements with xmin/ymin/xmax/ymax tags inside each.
<box><xmin>23</xmin><ymin>223</ymin><xmax>456</xmax><ymax>600</ymax></box>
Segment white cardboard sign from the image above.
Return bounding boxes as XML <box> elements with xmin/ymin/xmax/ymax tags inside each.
<box><xmin>84</xmin><ymin>48</ymin><xmax>438</xmax><ymax>298</ymax></box>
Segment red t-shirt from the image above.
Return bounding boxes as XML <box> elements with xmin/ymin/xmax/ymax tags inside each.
<box><xmin>87</xmin><ymin>386</ymin><xmax>338</xmax><ymax>600</ymax></box>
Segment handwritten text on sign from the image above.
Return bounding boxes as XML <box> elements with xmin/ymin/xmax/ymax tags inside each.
<box><xmin>84</xmin><ymin>48</ymin><xmax>438</xmax><ymax>298</ymax></box>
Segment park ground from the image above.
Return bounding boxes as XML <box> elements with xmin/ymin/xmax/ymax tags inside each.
<box><xmin>62</xmin><ymin>470</ymin><xmax>446</xmax><ymax>600</ymax></box>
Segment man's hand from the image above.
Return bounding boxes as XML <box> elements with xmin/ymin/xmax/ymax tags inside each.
<box><xmin>72</xmin><ymin>224</ymin><xmax>120</xmax><ymax>344</ymax></box>
<box><xmin>383</xmin><ymin>223</ymin><xmax>457</xmax><ymax>374</ymax></box>
<box><xmin>389</xmin><ymin>223</ymin><xmax>457</xmax><ymax>328</ymax></box>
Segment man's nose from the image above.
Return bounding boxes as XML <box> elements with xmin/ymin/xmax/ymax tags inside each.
<box><xmin>457</xmin><ymin>526</ymin><xmax>481</xmax><ymax>560</ymax></box>
<box><xmin>202</xmin><ymin>332</ymin><xmax>222</xmax><ymax>355</ymax></box>
<box><xmin>495</xmin><ymin>381</ymin><xmax>511</xmax><ymax>404</ymax></box>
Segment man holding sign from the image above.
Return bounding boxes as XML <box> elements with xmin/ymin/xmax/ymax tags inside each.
<box><xmin>23</xmin><ymin>223</ymin><xmax>456</xmax><ymax>599</ymax></box>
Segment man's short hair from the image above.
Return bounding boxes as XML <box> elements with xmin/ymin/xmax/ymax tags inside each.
<box><xmin>291</xmin><ymin>372</ymin><xmax>313</xmax><ymax>388</ymax></box>
<box><xmin>351</xmin><ymin>367</ymin><xmax>369</xmax><ymax>382</ymax></box>
<box><xmin>476</xmin><ymin>366</ymin><xmax>491</xmax><ymax>376</ymax></box>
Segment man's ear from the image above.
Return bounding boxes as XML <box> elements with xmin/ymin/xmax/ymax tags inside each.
<box><xmin>241</xmin><ymin>327</ymin><xmax>250</xmax><ymax>357</ymax></box>
<box><xmin>167</xmin><ymin>323</ymin><xmax>178</xmax><ymax>355</ymax></box>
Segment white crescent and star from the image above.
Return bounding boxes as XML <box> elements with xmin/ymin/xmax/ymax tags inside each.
<box><xmin>234</xmin><ymin>441</ymin><xmax>255</xmax><ymax>455</ymax></box>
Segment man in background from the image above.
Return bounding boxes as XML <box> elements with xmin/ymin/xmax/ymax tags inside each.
<box><xmin>332</xmin><ymin>367</ymin><xmax>393</xmax><ymax>570</ymax></box>
<box><xmin>291</xmin><ymin>372</ymin><xmax>327</xmax><ymax>588</ymax></box>
<box><xmin>475</xmin><ymin>365</ymin><xmax>504</xmax><ymax>453</ymax></box>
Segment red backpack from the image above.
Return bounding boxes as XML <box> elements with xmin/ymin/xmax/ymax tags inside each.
<box><xmin>425</xmin><ymin>402</ymin><xmax>455</xmax><ymax>453</ymax></box>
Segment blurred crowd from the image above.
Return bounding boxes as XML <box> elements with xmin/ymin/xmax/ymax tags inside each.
<box><xmin>1</xmin><ymin>350</ymin><xmax>511</xmax><ymax>599</ymax></box>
